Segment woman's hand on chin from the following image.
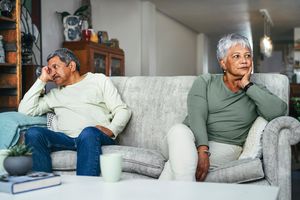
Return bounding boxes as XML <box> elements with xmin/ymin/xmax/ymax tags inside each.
<box><xmin>238</xmin><ymin>65</ymin><xmax>252</xmax><ymax>89</ymax></box>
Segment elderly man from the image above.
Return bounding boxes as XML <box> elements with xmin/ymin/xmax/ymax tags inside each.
<box><xmin>19</xmin><ymin>48</ymin><xmax>131</xmax><ymax>176</ymax></box>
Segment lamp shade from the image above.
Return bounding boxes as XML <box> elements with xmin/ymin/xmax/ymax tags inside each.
<box><xmin>260</xmin><ymin>35</ymin><xmax>273</xmax><ymax>57</ymax></box>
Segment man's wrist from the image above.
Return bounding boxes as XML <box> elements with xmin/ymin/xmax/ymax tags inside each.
<box><xmin>39</xmin><ymin>76</ymin><xmax>48</xmax><ymax>83</ymax></box>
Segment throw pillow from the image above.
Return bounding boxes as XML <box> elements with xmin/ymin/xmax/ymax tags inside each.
<box><xmin>46</xmin><ymin>112</ymin><xmax>55</xmax><ymax>130</ymax></box>
<box><xmin>238</xmin><ymin>116</ymin><xmax>268</xmax><ymax>160</ymax></box>
<box><xmin>46</xmin><ymin>112</ymin><xmax>59</xmax><ymax>131</ymax></box>
<box><xmin>205</xmin><ymin>158</ymin><xmax>264</xmax><ymax>183</ymax></box>
<box><xmin>102</xmin><ymin>145</ymin><xmax>166</xmax><ymax>178</ymax></box>
<box><xmin>51</xmin><ymin>145</ymin><xmax>167</xmax><ymax>178</ymax></box>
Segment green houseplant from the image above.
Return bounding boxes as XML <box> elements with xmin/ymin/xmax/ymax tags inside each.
<box><xmin>56</xmin><ymin>5</ymin><xmax>89</xmax><ymax>22</ymax></box>
<box><xmin>3</xmin><ymin>144</ymin><xmax>32</xmax><ymax>176</ymax></box>
<box><xmin>290</xmin><ymin>97</ymin><xmax>300</xmax><ymax>121</ymax></box>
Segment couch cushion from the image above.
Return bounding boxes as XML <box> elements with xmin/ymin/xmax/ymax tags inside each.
<box><xmin>205</xmin><ymin>158</ymin><xmax>264</xmax><ymax>183</ymax></box>
<box><xmin>238</xmin><ymin>117</ymin><xmax>268</xmax><ymax>160</ymax></box>
<box><xmin>51</xmin><ymin>145</ymin><xmax>166</xmax><ymax>178</ymax></box>
<box><xmin>51</xmin><ymin>150</ymin><xmax>77</xmax><ymax>171</ymax></box>
<box><xmin>102</xmin><ymin>146</ymin><xmax>166</xmax><ymax>178</ymax></box>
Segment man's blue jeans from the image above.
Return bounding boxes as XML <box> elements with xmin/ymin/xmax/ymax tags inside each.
<box><xmin>25</xmin><ymin>126</ymin><xmax>115</xmax><ymax>176</ymax></box>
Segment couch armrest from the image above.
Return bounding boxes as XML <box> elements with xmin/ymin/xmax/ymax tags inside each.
<box><xmin>262</xmin><ymin>116</ymin><xmax>300</xmax><ymax>200</ymax></box>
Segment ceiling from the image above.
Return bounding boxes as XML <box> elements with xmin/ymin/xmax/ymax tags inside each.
<box><xmin>147</xmin><ymin>0</ymin><xmax>300</xmax><ymax>45</ymax></box>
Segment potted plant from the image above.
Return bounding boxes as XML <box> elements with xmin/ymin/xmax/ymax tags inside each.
<box><xmin>3</xmin><ymin>144</ymin><xmax>32</xmax><ymax>176</ymax></box>
<box><xmin>291</xmin><ymin>97</ymin><xmax>300</xmax><ymax>121</ymax></box>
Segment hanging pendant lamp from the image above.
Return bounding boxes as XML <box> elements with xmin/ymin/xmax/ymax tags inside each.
<box><xmin>259</xmin><ymin>9</ymin><xmax>273</xmax><ymax>57</ymax></box>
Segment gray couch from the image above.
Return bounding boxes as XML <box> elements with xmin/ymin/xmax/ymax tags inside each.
<box><xmin>49</xmin><ymin>73</ymin><xmax>300</xmax><ymax>200</ymax></box>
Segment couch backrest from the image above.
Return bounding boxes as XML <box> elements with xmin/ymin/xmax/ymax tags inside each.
<box><xmin>250</xmin><ymin>73</ymin><xmax>289</xmax><ymax>106</ymax></box>
<box><xmin>111</xmin><ymin>73</ymin><xmax>289</xmax><ymax>151</ymax></box>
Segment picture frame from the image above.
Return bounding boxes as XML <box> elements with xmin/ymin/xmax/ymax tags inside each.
<box><xmin>97</xmin><ymin>31</ymin><xmax>109</xmax><ymax>43</ymax></box>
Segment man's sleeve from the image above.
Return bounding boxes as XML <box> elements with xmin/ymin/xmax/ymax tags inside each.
<box><xmin>18</xmin><ymin>78</ymin><xmax>52</xmax><ymax>116</ymax></box>
<box><xmin>102</xmin><ymin>76</ymin><xmax>131</xmax><ymax>138</ymax></box>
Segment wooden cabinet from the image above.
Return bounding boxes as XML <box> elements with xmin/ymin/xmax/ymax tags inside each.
<box><xmin>63</xmin><ymin>41</ymin><xmax>125</xmax><ymax>76</ymax></box>
<box><xmin>290</xmin><ymin>83</ymin><xmax>300</xmax><ymax>117</ymax></box>
<box><xmin>0</xmin><ymin>0</ymin><xmax>21</xmax><ymax>112</ymax></box>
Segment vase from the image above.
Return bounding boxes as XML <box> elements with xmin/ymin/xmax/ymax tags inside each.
<box><xmin>21</xmin><ymin>33</ymin><xmax>35</xmax><ymax>64</ymax></box>
<box><xmin>3</xmin><ymin>156</ymin><xmax>32</xmax><ymax>176</ymax></box>
<box><xmin>0</xmin><ymin>0</ymin><xmax>13</xmax><ymax>18</ymax></box>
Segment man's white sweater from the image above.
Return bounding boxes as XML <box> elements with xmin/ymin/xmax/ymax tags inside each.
<box><xmin>18</xmin><ymin>73</ymin><xmax>131</xmax><ymax>138</ymax></box>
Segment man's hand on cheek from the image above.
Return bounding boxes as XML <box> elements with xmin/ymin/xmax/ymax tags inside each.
<box><xmin>39</xmin><ymin>66</ymin><xmax>53</xmax><ymax>83</ymax></box>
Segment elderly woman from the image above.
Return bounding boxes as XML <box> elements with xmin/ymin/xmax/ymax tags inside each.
<box><xmin>159</xmin><ymin>33</ymin><xmax>287</xmax><ymax>182</ymax></box>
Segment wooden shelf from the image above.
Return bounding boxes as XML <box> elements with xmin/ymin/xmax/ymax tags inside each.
<box><xmin>0</xmin><ymin>63</ymin><xmax>17</xmax><ymax>67</ymax></box>
<box><xmin>0</xmin><ymin>16</ymin><xmax>16</xmax><ymax>23</ymax></box>
<box><xmin>0</xmin><ymin>0</ymin><xmax>21</xmax><ymax>112</ymax></box>
<box><xmin>0</xmin><ymin>107</ymin><xmax>17</xmax><ymax>112</ymax></box>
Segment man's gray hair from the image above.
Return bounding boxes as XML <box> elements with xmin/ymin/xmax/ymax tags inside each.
<box><xmin>216</xmin><ymin>33</ymin><xmax>252</xmax><ymax>62</ymax></box>
<box><xmin>47</xmin><ymin>48</ymin><xmax>80</xmax><ymax>71</ymax></box>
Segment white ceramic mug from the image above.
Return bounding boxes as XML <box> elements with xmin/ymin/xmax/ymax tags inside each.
<box><xmin>100</xmin><ymin>153</ymin><xmax>122</xmax><ymax>182</ymax></box>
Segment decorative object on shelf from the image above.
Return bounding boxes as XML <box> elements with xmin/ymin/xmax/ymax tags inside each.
<box><xmin>3</xmin><ymin>144</ymin><xmax>32</xmax><ymax>176</ymax></box>
<box><xmin>97</xmin><ymin>31</ymin><xmax>109</xmax><ymax>44</ymax></box>
<box><xmin>57</xmin><ymin>5</ymin><xmax>90</xmax><ymax>41</ymax></box>
<box><xmin>109</xmin><ymin>39</ymin><xmax>119</xmax><ymax>48</ymax></box>
<box><xmin>81</xmin><ymin>28</ymin><xmax>91</xmax><ymax>41</ymax></box>
<box><xmin>259</xmin><ymin>9</ymin><xmax>273</xmax><ymax>58</ymax></box>
<box><xmin>63</xmin><ymin>15</ymin><xmax>81</xmax><ymax>41</ymax></box>
<box><xmin>0</xmin><ymin>35</ymin><xmax>5</xmax><ymax>63</ymax></box>
<box><xmin>0</xmin><ymin>0</ymin><xmax>13</xmax><ymax>17</ymax></box>
<box><xmin>21</xmin><ymin>32</ymin><xmax>35</xmax><ymax>64</ymax></box>
<box><xmin>90</xmin><ymin>29</ymin><xmax>98</xmax><ymax>43</ymax></box>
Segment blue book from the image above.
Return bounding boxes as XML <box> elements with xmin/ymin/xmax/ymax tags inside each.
<box><xmin>0</xmin><ymin>172</ymin><xmax>61</xmax><ymax>194</ymax></box>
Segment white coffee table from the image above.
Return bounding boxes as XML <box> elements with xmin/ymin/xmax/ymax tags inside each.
<box><xmin>0</xmin><ymin>175</ymin><xmax>278</xmax><ymax>200</ymax></box>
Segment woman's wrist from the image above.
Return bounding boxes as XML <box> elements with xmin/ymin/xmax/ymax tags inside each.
<box><xmin>243</xmin><ymin>82</ymin><xmax>254</xmax><ymax>92</ymax></box>
<box><xmin>197</xmin><ymin>146</ymin><xmax>211</xmax><ymax>157</ymax></box>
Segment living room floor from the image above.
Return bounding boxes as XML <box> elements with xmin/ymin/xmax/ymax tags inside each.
<box><xmin>292</xmin><ymin>170</ymin><xmax>300</xmax><ymax>200</ymax></box>
<box><xmin>292</xmin><ymin>147</ymin><xmax>300</xmax><ymax>200</ymax></box>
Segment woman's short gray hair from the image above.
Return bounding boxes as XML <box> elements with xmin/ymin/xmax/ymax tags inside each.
<box><xmin>47</xmin><ymin>48</ymin><xmax>80</xmax><ymax>71</ymax></box>
<box><xmin>216</xmin><ymin>33</ymin><xmax>252</xmax><ymax>62</ymax></box>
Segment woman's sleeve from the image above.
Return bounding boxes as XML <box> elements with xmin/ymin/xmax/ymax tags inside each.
<box><xmin>186</xmin><ymin>77</ymin><xmax>209</xmax><ymax>147</ymax></box>
<box><xmin>246</xmin><ymin>84</ymin><xmax>287</xmax><ymax>121</ymax></box>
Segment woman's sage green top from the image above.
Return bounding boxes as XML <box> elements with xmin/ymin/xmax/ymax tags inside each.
<box><xmin>183</xmin><ymin>74</ymin><xmax>287</xmax><ymax>147</ymax></box>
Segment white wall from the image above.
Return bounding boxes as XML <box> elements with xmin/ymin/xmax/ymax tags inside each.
<box><xmin>156</xmin><ymin>12</ymin><xmax>197</xmax><ymax>75</ymax></box>
<box><xmin>141</xmin><ymin>1</ymin><xmax>156</xmax><ymax>75</ymax></box>
<box><xmin>41</xmin><ymin>0</ymin><xmax>81</xmax><ymax>65</ymax></box>
<box><xmin>91</xmin><ymin>0</ymin><xmax>142</xmax><ymax>76</ymax></box>
<box><xmin>91</xmin><ymin>0</ymin><xmax>198</xmax><ymax>76</ymax></box>
<box><xmin>41</xmin><ymin>0</ymin><xmax>200</xmax><ymax>76</ymax></box>
<box><xmin>197</xmin><ymin>33</ymin><xmax>209</xmax><ymax>75</ymax></box>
